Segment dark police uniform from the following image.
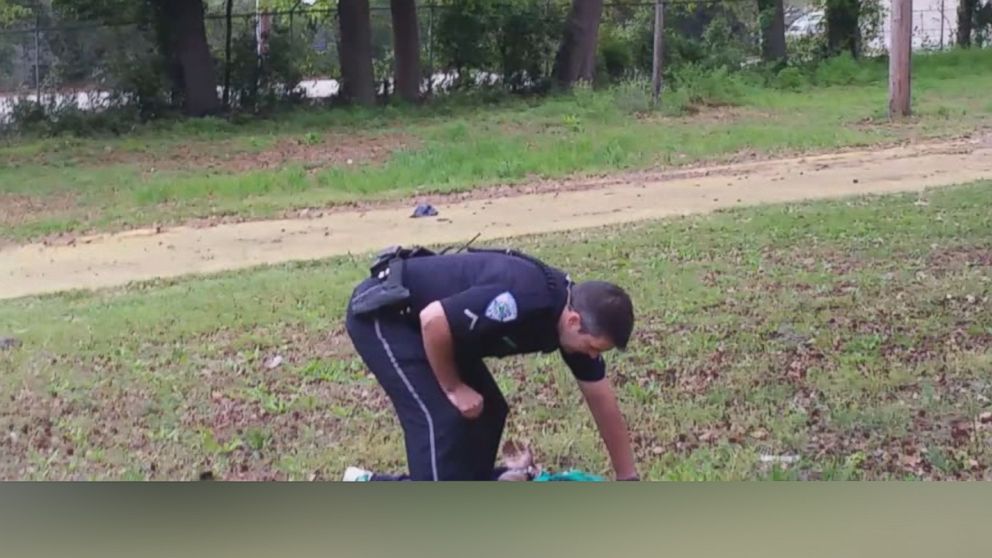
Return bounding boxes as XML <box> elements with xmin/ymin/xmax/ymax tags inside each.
<box><xmin>344</xmin><ymin>247</ymin><xmax>605</xmax><ymax>481</ymax></box>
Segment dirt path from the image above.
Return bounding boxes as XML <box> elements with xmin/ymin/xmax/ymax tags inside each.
<box><xmin>2</xmin><ymin>136</ymin><xmax>991</xmax><ymax>300</ymax></box>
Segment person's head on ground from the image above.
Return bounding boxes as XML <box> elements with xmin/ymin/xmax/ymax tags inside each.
<box><xmin>557</xmin><ymin>280</ymin><xmax>634</xmax><ymax>359</ymax></box>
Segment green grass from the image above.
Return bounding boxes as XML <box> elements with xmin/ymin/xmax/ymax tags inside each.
<box><xmin>1</xmin><ymin>180</ymin><xmax>990</xmax><ymax>480</ymax></box>
<box><xmin>2</xmin><ymin>49</ymin><xmax>992</xmax><ymax>243</ymax></box>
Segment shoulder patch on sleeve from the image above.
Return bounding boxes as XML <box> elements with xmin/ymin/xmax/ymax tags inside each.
<box><xmin>485</xmin><ymin>292</ymin><xmax>518</xmax><ymax>323</ymax></box>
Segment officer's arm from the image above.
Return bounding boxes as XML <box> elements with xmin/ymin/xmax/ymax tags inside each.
<box><xmin>420</xmin><ymin>284</ymin><xmax>521</xmax><ymax>391</ymax></box>
<box><xmin>419</xmin><ymin>301</ymin><xmax>463</xmax><ymax>392</ymax></box>
<box><xmin>577</xmin><ymin>378</ymin><xmax>639</xmax><ymax>481</ymax></box>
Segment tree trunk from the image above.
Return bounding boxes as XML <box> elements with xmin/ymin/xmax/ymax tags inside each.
<box><xmin>390</xmin><ymin>0</ymin><xmax>421</xmax><ymax>103</ymax></box>
<box><xmin>154</xmin><ymin>0</ymin><xmax>221</xmax><ymax>117</ymax></box>
<box><xmin>338</xmin><ymin>0</ymin><xmax>376</xmax><ymax>106</ymax></box>
<box><xmin>257</xmin><ymin>12</ymin><xmax>273</xmax><ymax>57</ymax></box>
<box><xmin>826</xmin><ymin>0</ymin><xmax>860</xmax><ymax>57</ymax></box>
<box><xmin>553</xmin><ymin>0</ymin><xmax>604</xmax><ymax>88</ymax></box>
<box><xmin>758</xmin><ymin>0</ymin><xmax>787</xmax><ymax>62</ymax></box>
<box><xmin>957</xmin><ymin>0</ymin><xmax>976</xmax><ymax>47</ymax></box>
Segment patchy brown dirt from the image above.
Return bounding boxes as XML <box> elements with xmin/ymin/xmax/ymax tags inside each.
<box><xmin>0</xmin><ymin>192</ymin><xmax>78</xmax><ymax>229</ymax></box>
<box><xmin>0</xmin><ymin>325</ymin><xmax>391</xmax><ymax>481</ymax></box>
<box><xmin>121</xmin><ymin>132</ymin><xmax>414</xmax><ymax>174</ymax></box>
<box><xmin>2</xmin><ymin>131</ymin><xmax>413</xmax><ymax>175</ymax></box>
<box><xmin>637</xmin><ymin>105</ymin><xmax>766</xmax><ymax>123</ymax></box>
<box><xmin>927</xmin><ymin>245</ymin><xmax>992</xmax><ymax>271</ymax></box>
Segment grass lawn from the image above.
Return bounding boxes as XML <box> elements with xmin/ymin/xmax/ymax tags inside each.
<box><xmin>2</xmin><ymin>49</ymin><xmax>992</xmax><ymax>244</ymax></box>
<box><xmin>1</xmin><ymin>180</ymin><xmax>990</xmax><ymax>480</ymax></box>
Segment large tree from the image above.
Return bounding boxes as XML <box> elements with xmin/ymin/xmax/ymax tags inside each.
<box><xmin>958</xmin><ymin>0</ymin><xmax>978</xmax><ymax>47</ymax></box>
<box><xmin>337</xmin><ymin>0</ymin><xmax>376</xmax><ymax>106</ymax></box>
<box><xmin>53</xmin><ymin>0</ymin><xmax>221</xmax><ymax>116</ymax></box>
<box><xmin>390</xmin><ymin>0</ymin><xmax>421</xmax><ymax>103</ymax></box>
<box><xmin>553</xmin><ymin>0</ymin><xmax>604</xmax><ymax>88</ymax></box>
<box><xmin>825</xmin><ymin>0</ymin><xmax>860</xmax><ymax>57</ymax></box>
<box><xmin>151</xmin><ymin>0</ymin><xmax>221</xmax><ymax>116</ymax></box>
<box><xmin>757</xmin><ymin>0</ymin><xmax>787</xmax><ymax>62</ymax></box>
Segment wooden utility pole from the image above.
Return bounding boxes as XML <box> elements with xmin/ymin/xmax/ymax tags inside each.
<box><xmin>889</xmin><ymin>0</ymin><xmax>912</xmax><ymax>119</ymax></box>
<box><xmin>651</xmin><ymin>0</ymin><xmax>664</xmax><ymax>106</ymax></box>
<box><xmin>34</xmin><ymin>13</ymin><xmax>41</xmax><ymax>102</ymax></box>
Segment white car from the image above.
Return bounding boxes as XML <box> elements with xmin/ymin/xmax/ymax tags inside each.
<box><xmin>786</xmin><ymin>10</ymin><xmax>825</xmax><ymax>38</ymax></box>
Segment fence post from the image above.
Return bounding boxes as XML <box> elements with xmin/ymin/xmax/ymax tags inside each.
<box><xmin>939</xmin><ymin>0</ymin><xmax>945</xmax><ymax>50</ymax></box>
<box><xmin>253</xmin><ymin>2</ymin><xmax>262</xmax><ymax>111</ymax></box>
<box><xmin>34</xmin><ymin>13</ymin><xmax>41</xmax><ymax>102</ymax></box>
<box><xmin>651</xmin><ymin>0</ymin><xmax>664</xmax><ymax>107</ymax></box>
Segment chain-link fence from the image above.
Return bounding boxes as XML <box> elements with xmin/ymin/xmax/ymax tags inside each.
<box><xmin>0</xmin><ymin>0</ymin><xmax>983</xmax><ymax>124</ymax></box>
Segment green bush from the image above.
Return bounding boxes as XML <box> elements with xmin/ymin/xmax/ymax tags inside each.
<box><xmin>596</xmin><ymin>4</ymin><xmax>759</xmax><ymax>87</ymax></box>
<box><xmin>435</xmin><ymin>0</ymin><xmax>497</xmax><ymax>87</ymax></box>
<box><xmin>492</xmin><ymin>2</ymin><xmax>559</xmax><ymax>93</ymax></box>
<box><xmin>660</xmin><ymin>86</ymin><xmax>692</xmax><ymax>116</ymax></box>
<box><xmin>772</xmin><ymin>66</ymin><xmax>809</xmax><ymax>90</ymax></box>
<box><xmin>598</xmin><ymin>25</ymin><xmax>637</xmax><ymax>82</ymax></box>
<box><xmin>786</xmin><ymin>32</ymin><xmax>829</xmax><ymax>68</ymax></box>
<box><xmin>104</xmin><ymin>44</ymin><xmax>173</xmax><ymax>121</ymax></box>
<box><xmin>432</xmin><ymin>0</ymin><xmax>560</xmax><ymax>93</ymax></box>
<box><xmin>813</xmin><ymin>52</ymin><xmax>879</xmax><ymax>86</ymax></box>
<box><xmin>611</xmin><ymin>77</ymin><xmax>653</xmax><ymax>114</ymax></box>
<box><xmin>225</xmin><ymin>27</ymin><xmax>306</xmax><ymax>112</ymax></box>
<box><xmin>4</xmin><ymin>99</ymin><xmax>49</xmax><ymax>134</ymax></box>
<box><xmin>671</xmin><ymin>64</ymin><xmax>749</xmax><ymax>107</ymax></box>
<box><xmin>700</xmin><ymin>13</ymin><xmax>751</xmax><ymax>71</ymax></box>
<box><xmin>3</xmin><ymin>96</ymin><xmax>139</xmax><ymax>137</ymax></box>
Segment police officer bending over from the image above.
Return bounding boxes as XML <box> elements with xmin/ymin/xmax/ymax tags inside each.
<box><xmin>343</xmin><ymin>244</ymin><xmax>639</xmax><ymax>481</ymax></box>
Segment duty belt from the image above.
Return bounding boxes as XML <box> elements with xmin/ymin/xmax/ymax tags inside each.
<box><xmin>349</xmin><ymin>245</ymin><xmax>435</xmax><ymax>316</ymax></box>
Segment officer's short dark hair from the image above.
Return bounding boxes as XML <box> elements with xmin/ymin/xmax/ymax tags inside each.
<box><xmin>571</xmin><ymin>280</ymin><xmax>635</xmax><ymax>350</ymax></box>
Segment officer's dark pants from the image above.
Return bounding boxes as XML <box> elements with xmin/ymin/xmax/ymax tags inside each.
<box><xmin>345</xmin><ymin>278</ymin><xmax>510</xmax><ymax>481</ymax></box>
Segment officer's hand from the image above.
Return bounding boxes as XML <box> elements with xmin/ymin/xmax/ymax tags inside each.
<box><xmin>447</xmin><ymin>384</ymin><xmax>483</xmax><ymax>419</ymax></box>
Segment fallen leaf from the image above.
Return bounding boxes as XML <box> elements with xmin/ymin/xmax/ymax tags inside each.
<box><xmin>950</xmin><ymin>419</ymin><xmax>972</xmax><ymax>444</ymax></box>
<box><xmin>900</xmin><ymin>453</ymin><xmax>922</xmax><ymax>468</ymax></box>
